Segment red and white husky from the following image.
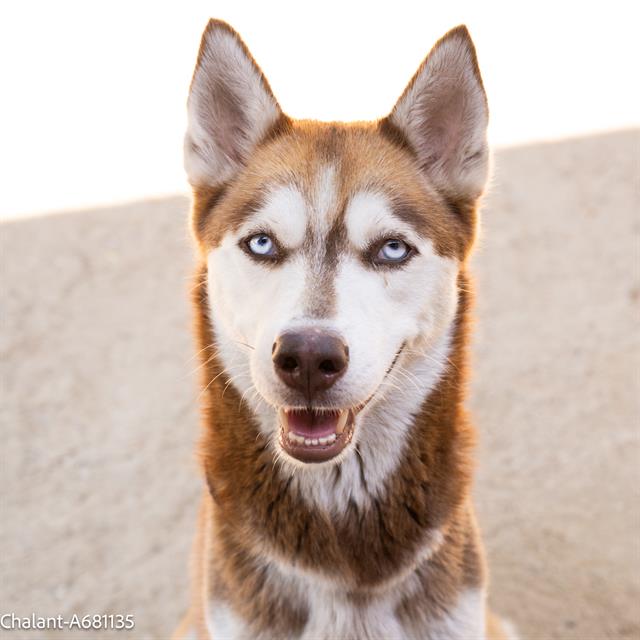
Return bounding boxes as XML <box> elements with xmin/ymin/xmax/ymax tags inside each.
<box><xmin>175</xmin><ymin>19</ymin><xmax>515</xmax><ymax>640</ymax></box>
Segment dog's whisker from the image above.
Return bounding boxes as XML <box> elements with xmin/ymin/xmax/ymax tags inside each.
<box><xmin>221</xmin><ymin>372</ymin><xmax>251</xmax><ymax>399</ymax></box>
<box><xmin>231</xmin><ymin>339</ymin><xmax>255</xmax><ymax>350</ymax></box>
<box><xmin>389</xmin><ymin>366</ymin><xmax>422</xmax><ymax>393</ymax></box>
<box><xmin>377</xmin><ymin>377</ymin><xmax>406</xmax><ymax>396</ymax></box>
<box><xmin>197</xmin><ymin>368</ymin><xmax>228</xmax><ymax>400</ymax></box>
<box><xmin>249</xmin><ymin>388</ymin><xmax>268</xmax><ymax>413</ymax></box>
<box><xmin>184</xmin><ymin>341</ymin><xmax>218</xmax><ymax>365</ymax></box>
<box><xmin>187</xmin><ymin>275</ymin><xmax>208</xmax><ymax>295</ymax></box>
<box><xmin>238</xmin><ymin>383</ymin><xmax>259</xmax><ymax>410</ymax></box>
<box><xmin>198</xmin><ymin>364</ymin><xmax>250</xmax><ymax>400</ymax></box>
<box><xmin>188</xmin><ymin>349</ymin><xmax>224</xmax><ymax>377</ymax></box>
<box><xmin>402</xmin><ymin>346</ymin><xmax>459</xmax><ymax>373</ymax></box>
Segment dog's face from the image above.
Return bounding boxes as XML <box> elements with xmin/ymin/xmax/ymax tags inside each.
<box><xmin>185</xmin><ymin>21</ymin><xmax>488</xmax><ymax>467</ymax></box>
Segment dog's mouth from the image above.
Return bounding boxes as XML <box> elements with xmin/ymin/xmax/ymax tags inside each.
<box><xmin>276</xmin><ymin>343</ymin><xmax>406</xmax><ymax>464</ymax></box>
<box><xmin>278</xmin><ymin>408</ymin><xmax>357</xmax><ymax>463</ymax></box>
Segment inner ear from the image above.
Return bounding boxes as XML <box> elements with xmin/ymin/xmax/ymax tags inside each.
<box><xmin>184</xmin><ymin>20</ymin><xmax>286</xmax><ymax>188</ymax></box>
<box><xmin>384</xmin><ymin>26</ymin><xmax>489</xmax><ymax>204</ymax></box>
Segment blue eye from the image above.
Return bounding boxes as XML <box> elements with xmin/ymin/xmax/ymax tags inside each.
<box><xmin>377</xmin><ymin>239</ymin><xmax>411</xmax><ymax>263</ymax></box>
<box><xmin>247</xmin><ymin>234</ymin><xmax>275</xmax><ymax>256</ymax></box>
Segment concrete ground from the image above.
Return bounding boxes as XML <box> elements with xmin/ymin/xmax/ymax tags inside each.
<box><xmin>1</xmin><ymin>129</ymin><xmax>639</xmax><ymax>639</ymax></box>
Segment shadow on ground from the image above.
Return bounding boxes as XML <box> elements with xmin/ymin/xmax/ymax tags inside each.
<box><xmin>1</xmin><ymin>130</ymin><xmax>639</xmax><ymax>639</ymax></box>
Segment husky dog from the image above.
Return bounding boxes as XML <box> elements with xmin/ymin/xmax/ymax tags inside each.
<box><xmin>175</xmin><ymin>19</ymin><xmax>515</xmax><ymax>640</ymax></box>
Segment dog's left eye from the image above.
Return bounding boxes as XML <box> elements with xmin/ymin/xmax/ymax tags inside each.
<box><xmin>375</xmin><ymin>239</ymin><xmax>412</xmax><ymax>264</ymax></box>
<box><xmin>246</xmin><ymin>234</ymin><xmax>276</xmax><ymax>257</ymax></box>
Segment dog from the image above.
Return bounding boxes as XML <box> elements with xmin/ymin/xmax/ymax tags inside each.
<box><xmin>174</xmin><ymin>19</ymin><xmax>516</xmax><ymax>640</ymax></box>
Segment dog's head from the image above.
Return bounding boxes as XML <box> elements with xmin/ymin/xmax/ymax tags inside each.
<box><xmin>185</xmin><ymin>21</ymin><xmax>488</xmax><ymax>467</ymax></box>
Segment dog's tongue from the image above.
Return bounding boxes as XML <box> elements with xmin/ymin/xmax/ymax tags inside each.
<box><xmin>286</xmin><ymin>409</ymin><xmax>340</xmax><ymax>438</ymax></box>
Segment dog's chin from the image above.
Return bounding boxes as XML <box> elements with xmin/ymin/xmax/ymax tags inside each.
<box><xmin>276</xmin><ymin>407</ymin><xmax>359</xmax><ymax>465</ymax></box>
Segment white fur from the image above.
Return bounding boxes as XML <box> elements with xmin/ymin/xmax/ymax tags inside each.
<box><xmin>310</xmin><ymin>164</ymin><xmax>338</xmax><ymax>235</ymax></box>
<box><xmin>346</xmin><ymin>190</ymin><xmax>418</xmax><ymax>249</ymax></box>
<box><xmin>205</xmin><ymin>600</ymin><xmax>246</xmax><ymax>640</ymax></box>
<box><xmin>419</xmin><ymin>589</ymin><xmax>487</xmax><ymax>640</ymax></box>
<box><xmin>299</xmin><ymin>585</ymin><xmax>406</xmax><ymax>640</ymax></box>
<box><xmin>236</xmin><ymin>185</ymin><xmax>308</xmax><ymax>249</ymax></box>
<box><xmin>185</xmin><ymin>22</ymin><xmax>281</xmax><ymax>187</ymax></box>
<box><xmin>390</xmin><ymin>28</ymin><xmax>489</xmax><ymax>200</ymax></box>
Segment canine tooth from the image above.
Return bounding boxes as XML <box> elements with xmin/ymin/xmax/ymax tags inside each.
<box><xmin>336</xmin><ymin>410</ymin><xmax>349</xmax><ymax>434</ymax></box>
<box><xmin>327</xmin><ymin>433</ymin><xmax>336</xmax><ymax>443</ymax></box>
<box><xmin>288</xmin><ymin>431</ymin><xmax>296</xmax><ymax>443</ymax></box>
<box><xmin>279</xmin><ymin>409</ymin><xmax>288</xmax><ymax>429</ymax></box>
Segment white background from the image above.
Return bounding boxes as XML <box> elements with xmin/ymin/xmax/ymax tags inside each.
<box><xmin>1</xmin><ymin>0</ymin><xmax>638</xmax><ymax>219</ymax></box>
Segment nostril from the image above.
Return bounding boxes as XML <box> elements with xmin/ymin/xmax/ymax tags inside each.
<box><xmin>318</xmin><ymin>359</ymin><xmax>340</xmax><ymax>374</ymax></box>
<box><xmin>279</xmin><ymin>355</ymin><xmax>299</xmax><ymax>372</ymax></box>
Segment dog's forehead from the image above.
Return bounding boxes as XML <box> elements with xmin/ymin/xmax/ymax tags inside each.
<box><xmin>247</xmin><ymin>169</ymin><xmax>416</xmax><ymax>251</ymax></box>
<box><xmin>200</xmin><ymin>123</ymin><xmax>464</xmax><ymax>258</ymax></box>
<box><xmin>255</xmin><ymin>163</ymin><xmax>342</xmax><ymax>243</ymax></box>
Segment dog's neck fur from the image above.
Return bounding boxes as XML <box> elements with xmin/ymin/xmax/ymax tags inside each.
<box><xmin>193</xmin><ymin>265</ymin><xmax>485</xmax><ymax>638</ymax></box>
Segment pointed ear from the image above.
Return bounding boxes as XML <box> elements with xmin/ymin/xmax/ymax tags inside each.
<box><xmin>184</xmin><ymin>20</ymin><xmax>284</xmax><ymax>187</ymax></box>
<box><xmin>385</xmin><ymin>26</ymin><xmax>489</xmax><ymax>202</ymax></box>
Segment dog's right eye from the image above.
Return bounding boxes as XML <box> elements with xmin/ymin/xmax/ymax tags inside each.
<box><xmin>245</xmin><ymin>233</ymin><xmax>278</xmax><ymax>259</ymax></box>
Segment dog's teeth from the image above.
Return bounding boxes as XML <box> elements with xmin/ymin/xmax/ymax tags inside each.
<box><xmin>336</xmin><ymin>410</ymin><xmax>349</xmax><ymax>434</ymax></box>
<box><xmin>287</xmin><ymin>431</ymin><xmax>304</xmax><ymax>445</ymax></box>
<box><xmin>291</xmin><ymin>433</ymin><xmax>341</xmax><ymax>447</ymax></box>
<box><xmin>279</xmin><ymin>409</ymin><xmax>288</xmax><ymax>429</ymax></box>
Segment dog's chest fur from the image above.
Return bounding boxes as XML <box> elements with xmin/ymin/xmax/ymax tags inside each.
<box><xmin>205</xmin><ymin>567</ymin><xmax>486</xmax><ymax>640</ymax></box>
<box><xmin>193</xmin><ymin>273</ymin><xmax>486</xmax><ymax>640</ymax></box>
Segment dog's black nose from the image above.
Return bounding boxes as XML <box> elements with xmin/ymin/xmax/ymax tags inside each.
<box><xmin>272</xmin><ymin>329</ymin><xmax>349</xmax><ymax>402</ymax></box>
